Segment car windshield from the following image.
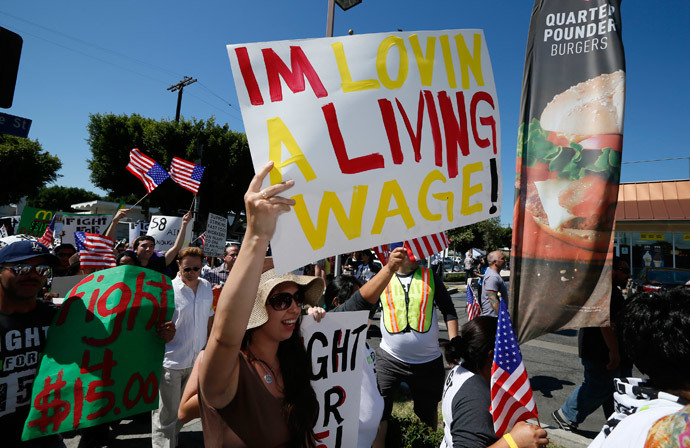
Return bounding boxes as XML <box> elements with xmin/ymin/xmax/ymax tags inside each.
<box><xmin>647</xmin><ymin>269</ymin><xmax>690</xmax><ymax>286</ymax></box>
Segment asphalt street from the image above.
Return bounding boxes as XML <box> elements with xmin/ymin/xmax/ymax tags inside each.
<box><xmin>61</xmin><ymin>283</ymin><xmax>627</xmax><ymax>447</ymax></box>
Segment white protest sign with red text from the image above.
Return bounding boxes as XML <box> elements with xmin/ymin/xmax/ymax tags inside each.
<box><xmin>228</xmin><ymin>30</ymin><xmax>501</xmax><ymax>273</ymax></box>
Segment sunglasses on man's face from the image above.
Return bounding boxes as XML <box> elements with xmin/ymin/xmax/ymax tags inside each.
<box><xmin>182</xmin><ymin>266</ymin><xmax>201</xmax><ymax>273</ymax></box>
<box><xmin>4</xmin><ymin>264</ymin><xmax>52</xmax><ymax>277</ymax></box>
<box><xmin>267</xmin><ymin>292</ymin><xmax>303</xmax><ymax>311</ymax></box>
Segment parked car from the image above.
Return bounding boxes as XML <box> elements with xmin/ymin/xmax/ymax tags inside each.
<box><xmin>631</xmin><ymin>267</ymin><xmax>690</xmax><ymax>294</ymax></box>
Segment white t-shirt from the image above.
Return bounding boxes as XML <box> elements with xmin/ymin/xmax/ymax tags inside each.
<box><xmin>379</xmin><ymin>274</ymin><xmax>442</xmax><ymax>364</ymax></box>
<box><xmin>164</xmin><ymin>276</ymin><xmax>214</xmax><ymax>369</ymax></box>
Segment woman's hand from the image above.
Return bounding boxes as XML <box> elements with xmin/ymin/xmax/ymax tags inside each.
<box><xmin>307</xmin><ymin>306</ymin><xmax>326</xmax><ymax>322</ymax></box>
<box><xmin>244</xmin><ymin>161</ymin><xmax>295</xmax><ymax>242</ymax></box>
<box><xmin>507</xmin><ymin>421</ymin><xmax>548</xmax><ymax>448</ymax></box>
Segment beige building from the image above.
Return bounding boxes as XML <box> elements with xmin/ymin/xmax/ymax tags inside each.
<box><xmin>614</xmin><ymin>179</ymin><xmax>690</xmax><ymax>275</ymax></box>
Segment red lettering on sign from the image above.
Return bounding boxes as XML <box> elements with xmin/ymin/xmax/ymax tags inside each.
<box><xmin>377</xmin><ymin>99</ymin><xmax>403</xmax><ymax>165</ymax></box>
<box><xmin>27</xmin><ymin>369</ymin><xmax>70</xmax><ymax>433</ymax></box>
<box><xmin>323</xmin><ymin>102</ymin><xmax>385</xmax><ymax>174</ymax></box>
<box><xmin>73</xmin><ymin>378</ymin><xmax>84</xmax><ymax>429</ymax></box>
<box><xmin>396</xmin><ymin>93</ymin><xmax>426</xmax><ymax>163</ymax></box>
<box><xmin>56</xmin><ymin>274</ymin><xmax>95</xmax><ymax>325</ymax></box>
<box><xmin>262</xmin><ymin>46</ymin><xmax>328</xmax><ymax>102</ymax></box>
<box><xmin>235</xmin><ymin>47</ymin><xmax>264</xmax><ymax>106</ymax></box>
<box><xmin>470</xmin><ymin>91</ymin><xmax>497</xmax><ymax>154</ymax></box>
<box><xmin>438</xmin><ymin>91</ymin><xmax>469</xmax><ymax>179</ymax></box>
<box><xmin>422</xmin><ymin>90</ymin><xmax>443</xmax><ymax>168</ymax></box>
<box><xmin>83</xmin><ymin>283</ymin><xmax>132</xmax><ymax>347</ymax></box>
<box><xmin>82</xmin><ymin>349</ymin><xmax>117</xmax><ymax>420</ymax></box>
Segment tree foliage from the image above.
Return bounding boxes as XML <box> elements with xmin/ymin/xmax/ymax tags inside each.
<box><xmin>27</xmin><ymin>186</ymin><xmax>102</xmax><ymax>212</ymax></box>
<box><xmin>87</xmin><ymin>113</ymin><xmax>254</xmax><ymax>222</ymax></box>
<box><xmin>0</xmin><ymin>135</ymin><xmax>62</xmax><ymax>205</ymax></box>
<box><xmin>446</xmin><ymin>218</ymin><xmax>512</xmax><ymax>253</ymax></box>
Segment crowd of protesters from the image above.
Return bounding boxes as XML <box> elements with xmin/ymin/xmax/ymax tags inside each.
<box><xmin>1</xmin><ymin>165</ymin><xmax>689</xmax><ymax>448</ymax></box>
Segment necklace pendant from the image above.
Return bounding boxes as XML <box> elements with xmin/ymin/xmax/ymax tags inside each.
<box><xmin>264</xmin><ymin>373</ymin><xmax>273</xmax><ymax>384</ymax></box>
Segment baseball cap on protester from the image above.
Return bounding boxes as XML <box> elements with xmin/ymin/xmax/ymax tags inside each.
<box><xmin>0</xmin><ymin>240</ymin><xmax>59</xmax><ymax>266</ymax></box>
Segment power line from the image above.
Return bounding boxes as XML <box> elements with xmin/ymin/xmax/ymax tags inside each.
<box><xmin>1</xmin><ymin>11</ymin><xmax>241</xmax><ymax>122</ymax></box>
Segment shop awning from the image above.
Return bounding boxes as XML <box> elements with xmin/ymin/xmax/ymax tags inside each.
<box><xmin>616</xmin><ymin>180</ymin><xmax>690</xmax><ymax>220</ymax></box>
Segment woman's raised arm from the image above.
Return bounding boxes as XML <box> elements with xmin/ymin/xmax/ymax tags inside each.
<box><xmin>198</xmin><ymin>161</ymin><xmax>295</xmax><ymax>409</ymax></box>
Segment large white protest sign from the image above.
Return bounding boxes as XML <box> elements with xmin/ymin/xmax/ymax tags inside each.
<box><xmin>302</xmin><ymin>311</ymin><xmax>368</xmax><ymax>448</ymax></box>
<box><xmin>204</xmin><ymin>213</ymin><xmax>227</xmax><ymax>257</ymax></box>
<box><xmin>128</xmin><ymin>221</ymin><xmax>150</xmax><ymax>244</ymax></box>
<box><xmin>146</xmin><ymin>215</ymin><xmax>194</xmax><ymax>253</ymax></box>
<box><xmin>61</xmin><ymin>214</ymin><xmax>110</xmax><ymax>245</ymax></box>
<box><xmin>228</xmin><ymin>30</ymin><xmax>501</xmax><ymax>273</ymax></box>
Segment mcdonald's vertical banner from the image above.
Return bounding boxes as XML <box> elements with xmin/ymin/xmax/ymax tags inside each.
<box><xmin>510</xmin><ymin>0</ymin><xmax>625</xmax><ymax>343</ymax></box>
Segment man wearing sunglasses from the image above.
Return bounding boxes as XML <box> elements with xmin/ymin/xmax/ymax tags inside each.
<box><xmin>0</xmin><ymin>240</ymin><xmax>63</xmax><ymax>447</ymax></box>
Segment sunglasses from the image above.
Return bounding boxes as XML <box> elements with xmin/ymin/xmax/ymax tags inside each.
<box><xmin>4</xmin><ymin>264</ymin><xmax>52</xmax><ymax>277</ymax></box>
<box><xmin>182</xmin><ymin>266</ymin><xmax>201</xmax><ymax>272</ymax></box>
<box><xmin>267</xmin><ymin>291</ymin><xmax>303</xmax><ymax>311</ymax></box>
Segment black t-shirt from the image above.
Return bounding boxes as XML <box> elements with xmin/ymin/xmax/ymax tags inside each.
<box><xmin>0</xmin><ymin>300</ymin><xmax>62</xmax><ymax>447</ymax></box>
<box><xmin>578</xmin><ymin>286</ymin><xmax>626</xmax><ymax>362</ymax></box>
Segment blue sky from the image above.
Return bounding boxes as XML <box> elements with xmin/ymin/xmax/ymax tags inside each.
<box><xmin>2</xmin><ymin>1</ymin><xmax>688</xmax><ymax>225</ymax></box>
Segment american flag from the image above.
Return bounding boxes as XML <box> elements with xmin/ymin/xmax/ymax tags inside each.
<box><xmin>170</xmin><ymin>156</ymin><xmax>205</xmax><ymax>194</ymax></box>
<box><xmin>490</xmin><ymin>299</ymin><xmax>538</xmax><ymax>436</ymax></box>
<box><xmin>372</xmin><ymin>244</ymin><xmax>390</xmax><ymax>265</ymax></box>
<box><xmin>75</xmin><ymin>232</ymin><xmax>117</xmax><ymax>269</ymax></box>
<box><xmin>466</xmin><ymin>285</ymin><xmax>481</xmax><ymax>321</ymax></box>
<box><xmin>126</xmin><ymin>148</ymin><xmax>170</xmax><ymax>193</ymax></box>
<box><xmin>404</xmin><ymin>231</ymin><xmax>450</xmax><ymax>262</ymax></box>
<box><xmin>37</xmin><ymin>214</ymin><xmax>56</xmax><ymax>248</ymax></box>
<box><xmin>199</xmin><ymin>232</ymin><xmax>206</xmax><ymax>248</ymax></box>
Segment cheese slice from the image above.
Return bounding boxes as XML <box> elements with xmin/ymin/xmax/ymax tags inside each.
<box><xmin>534</xmin><ymin>179</ymin><xmax>575</xmax><ymax>230</ymax></box>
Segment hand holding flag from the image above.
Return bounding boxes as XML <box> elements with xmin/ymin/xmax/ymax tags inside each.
<box><xmin>490</xmin><ymin>298</ymin><xmax>539</xmax><ymax>436</ymax></box>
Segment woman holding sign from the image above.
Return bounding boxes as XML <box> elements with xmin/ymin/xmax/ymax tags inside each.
<box><xmin>198</xmin><ymin>161</ymin><xmax>323</xmax><ymax>447</ymax></box>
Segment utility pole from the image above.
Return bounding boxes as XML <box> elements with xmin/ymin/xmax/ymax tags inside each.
<box><xmin>167</xmin><ymin>76</ymin><xmax>197</xmax><ymax>122</ymax></box>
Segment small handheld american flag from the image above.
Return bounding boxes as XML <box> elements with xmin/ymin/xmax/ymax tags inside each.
<box><xmin>126</xmin><ymin>148</ymin><xmax>170</xmax><ymax>193</ymax></box>
<box><xmin>404</xmin><ymin>231</ymin><xmax>449</xmax><ymax>262</ymax></box>
<box><xmin>37</xmin><ymin>215</ymin><xmax>56</xmax><ymax>249</ymax></box>
<box><xmin>490</xmin><ymin>298</ymin><xmax>538</xmax><ymax>436</ymax></box>
<box><xmin>466</xmin><ymin>285</ymin><xmax>481</xmax><ymax>321</ymax></box>
<box><xmin>170</xmin><ymin>156</ymin><xmax>205</xmax><ymax>194</ymax></box>
<box><xmin>75</xmin><ymin>232</ymin><xmax>117</xmax><ymax>269</ymax></box>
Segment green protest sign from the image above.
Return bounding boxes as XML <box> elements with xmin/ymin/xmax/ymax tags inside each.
<box><xmin>17</xmin><ymin>205</ymin><xmax>56</xmax><ymax>237</ymax></box>
<box><xmin>21</xmin><ymin>265</ymin><xmax>174</xmax><ymax>441</ymax></box>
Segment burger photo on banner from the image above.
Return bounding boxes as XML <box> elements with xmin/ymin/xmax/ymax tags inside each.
<box><xmin>511</xmin><ymin>0</ymin><xmax>625</xmax><ymax>342</ymax></box>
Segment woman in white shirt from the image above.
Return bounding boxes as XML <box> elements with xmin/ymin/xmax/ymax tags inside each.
<box><xmin>152</xmin><ymin>246</ymin><xmax>214</xmax><ymax>448</ymax></box>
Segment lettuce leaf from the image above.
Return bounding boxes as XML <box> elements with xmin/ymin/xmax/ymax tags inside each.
<box><xmin>518</xmin><ymin>119</ymin><xmax>620</xmax><ymax>183</ymax></box>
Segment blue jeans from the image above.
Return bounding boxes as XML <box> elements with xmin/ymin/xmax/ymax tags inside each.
<box><xmin>560</xmin><ymin>358</ymin><xmax>632</xmax><ymax>424</ymax></box>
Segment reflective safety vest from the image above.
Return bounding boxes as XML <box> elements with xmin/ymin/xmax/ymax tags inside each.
<box><xmin>380</xmin><ymin>267</ymin><xmax>435</xmax><ymax>334</ymax></box>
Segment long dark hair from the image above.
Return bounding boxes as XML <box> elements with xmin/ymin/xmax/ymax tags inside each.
<box><xmin>243</xmin><ymin>315</ymin><xmax>319</xmax><ymax>447</ymax></box>
<box><xmin>444</xmin><ymin>316</ymin><xmax>497</xmax><ymax>374</ymax></box>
